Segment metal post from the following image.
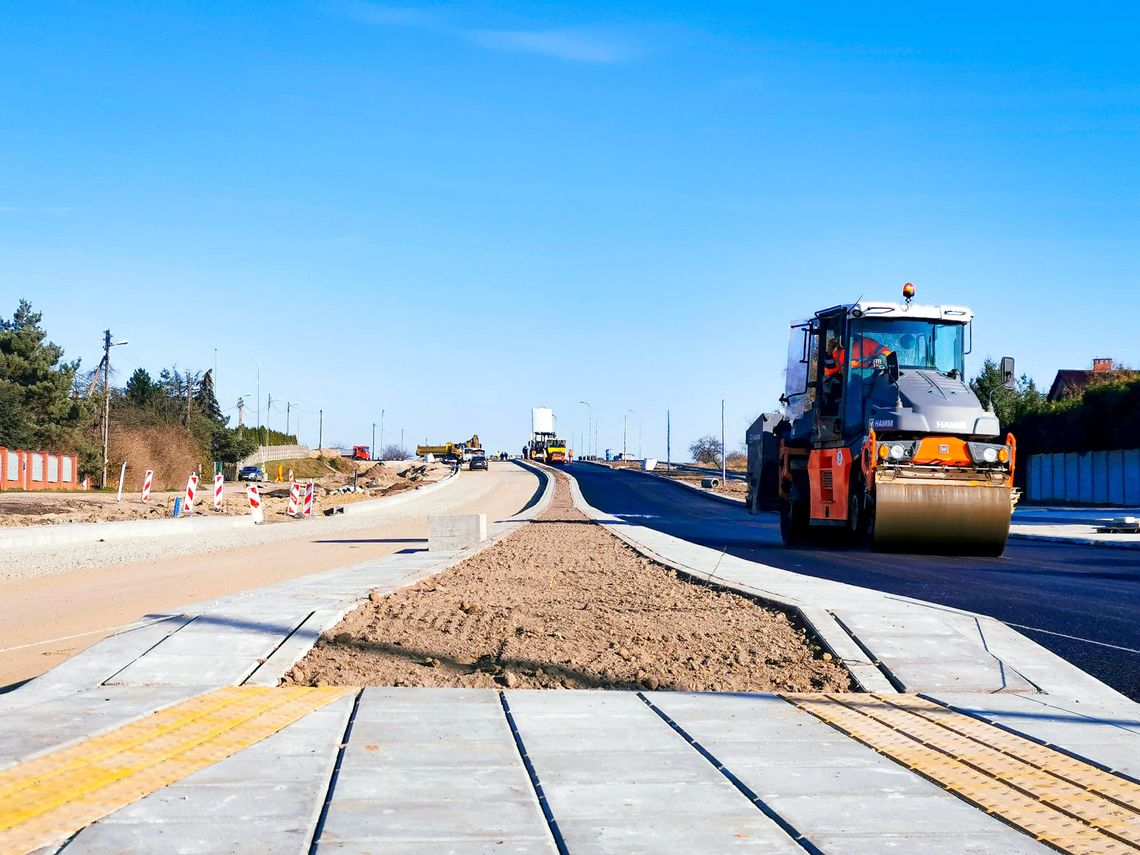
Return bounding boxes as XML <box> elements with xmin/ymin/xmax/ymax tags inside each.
<box><xmin>101</xmin><ymin>330</ymin><xmax>111</xmax><ymax>488</ymax></box>
<box><xmin>580</xmin><ymin>401</ymin><xmax>592</xmax><ymax>460</ymax></box>
<box><xmin>318</xmin><ymin>409</ymin><xmax>323</xmax><ymax>451</ymax></box>
<box><xmin>116</xmin><ymin>461</ymin><xmax>127</xmax><ymax>502</ymax></box>
<box><xmin>667</xmin><ymin>409</ymin><xmax>671</xmax><ymax>471</ymax></box>
<box><xmin>266</xmin><ymin>394</ymin><xmax>273</xmax><ymax>444</ymax></box>
<box><xmin>623</xmin><ymin>412</ymin><xmax>627</xmax><ymax>459</ymax></box>
<box><xmin>380</xmin><ymin>409</ymin><xmax>385</xmax><ymax>455</ymax></box>
<box><xmin>256</xmin><ymin>359</ymin><xmax>261</xmax><ymax>448</ymax></box>
<box><xmin>372</xmin><ymin>423</ymin><xmax>376</xmax><ymax>459</ymax></box>
<box><xmin>721</xmin><ymin>398</ymin><xmax>726</xmax><ymax>484</ymax></box>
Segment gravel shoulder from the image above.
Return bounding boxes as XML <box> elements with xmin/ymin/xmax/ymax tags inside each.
<box><xmin>288</xmin><ymin>471</ymin><xmax>852</xmax><ymax>693</ymax></box>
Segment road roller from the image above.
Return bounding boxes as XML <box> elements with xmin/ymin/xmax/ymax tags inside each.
<box><xmin>746</xmin><ymin>284</ymin><xmax>1019</xmax><ymax>555</ymax></box>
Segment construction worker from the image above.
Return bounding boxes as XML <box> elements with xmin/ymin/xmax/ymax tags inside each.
<box><xmin>825</xmin><ymin>333</ymin><xmax>891</xmax><ymax>376</ymax></box>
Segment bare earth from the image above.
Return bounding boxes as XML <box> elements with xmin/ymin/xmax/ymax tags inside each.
<box><xmin>0</xmin><ymin>461</ymin><xmax>448</xmax><ymax>527</ymax></box>
<box><xmin>288</xmin><ymin>472</ymin><xmax>851</xmax><ymax>693</ymax></box>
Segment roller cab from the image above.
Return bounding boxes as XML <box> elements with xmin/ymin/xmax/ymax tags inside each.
<box><xmin>748</xmin><ymin>285</ymin><xmax>1019</xmax><ymax>555</ymax></box>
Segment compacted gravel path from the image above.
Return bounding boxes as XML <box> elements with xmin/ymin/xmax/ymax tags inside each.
<box><xmin>289</xmin><ymin>472</ymin><xmax>852</xmax><ymax>693</ymax></box>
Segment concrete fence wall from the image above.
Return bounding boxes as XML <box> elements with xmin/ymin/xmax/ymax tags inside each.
<box><xmin>1027</xmin><ymin>449</ymin><xmax>1140</xmax><ymax>505</ymax></box>
<box><xmin>0</xmin><ymin>447</ymin><xmax>80</xmax><ymax>491</ymax></box>
<box><xmin>236</xmin><ymin>444</ymin><xmax>312</xmax><ymax>468</ymax></box>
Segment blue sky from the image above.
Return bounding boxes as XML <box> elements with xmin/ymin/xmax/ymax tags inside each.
<box><xmin>2</xmin><ymin>2</ymin><xmax>1137</xmax><ymax>457</ymax></box>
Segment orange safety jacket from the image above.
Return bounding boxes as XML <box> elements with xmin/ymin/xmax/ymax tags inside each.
<box><xmin>824</xmin><ymin>336</ymin><xmax>890</xmax><ymax>376</ymax></box>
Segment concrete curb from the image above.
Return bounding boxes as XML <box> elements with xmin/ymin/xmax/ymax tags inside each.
<box><xmin>1009</xmin><ymin>531</ymin><xmax>1140</xmax><ymax>550</ymax></box>
<box><xmin>334</xmin><ymin>464</ymin><xmax>460</xmax><ymax>516</ymax></box>
<box><xmin>562</xmin><ymin>468</ymin><xmax>895</xmax><ymax>693</ymax></box>
<box><xmin>0</xmin><ymin>513</ymin><xmax>256</xmax><ymax>549</ymax></box>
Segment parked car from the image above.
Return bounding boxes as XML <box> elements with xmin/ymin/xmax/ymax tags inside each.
<box><xmin>239</xmin><ymin>465</ymin><xmax>267</xmax><ymax>482</ymax></box>
<box><xmin>468</xmin><ymin>455</ymin><xmax>488</xmax><ymax>471</ymax></box>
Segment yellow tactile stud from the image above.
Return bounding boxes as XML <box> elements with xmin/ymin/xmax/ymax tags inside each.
<box><xmin>0</xmin><ymin>686</ymin><xmax>352</xmax><ymax>855</ymax></box>
<box><xmin>783</xmin><ymin>693</ymin><xmax>1140</xmax><ymax>854</ymax></box>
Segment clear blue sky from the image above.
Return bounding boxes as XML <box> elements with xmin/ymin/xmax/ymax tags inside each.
<box><xmin>3</xmin><ymin>2</ymin><xmax>1137</xmax><ymax>457</ymax></box>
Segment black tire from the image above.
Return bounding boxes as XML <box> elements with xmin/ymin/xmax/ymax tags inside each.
<box><xmin>779</xmin><ymin>498</ymin><xmax>810</xmax><ymax>546</ymax></box>
<box><xmin>859</xmin><ymin>497</ymin><xmax>876</xmax><ymax>550</ymax></box>
<box><xmin>846</xmin><ymin>492</ymin><xmax>862</xmax><ymax>545</ymax></box>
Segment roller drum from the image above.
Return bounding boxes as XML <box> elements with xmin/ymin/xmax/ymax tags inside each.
<box><xmin>872</xmin><ymin>478</ymin><xmax>1011</xmax><ymax>555</ymax></box>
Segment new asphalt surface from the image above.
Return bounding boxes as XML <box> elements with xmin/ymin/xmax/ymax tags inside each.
<box><xmin>571</xmin><ymin>463</ymin><xmax>1140</xmax><ymax>701</ymax></box>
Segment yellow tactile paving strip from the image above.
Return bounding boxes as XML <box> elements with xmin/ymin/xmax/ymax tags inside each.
<box><xmin>784</xmin><ymin>693</ymin><xmax>1140</xmax><ymax>854</ymax></box>
<box><xmin>0</xmin><ymin>685</ymin><xmax>352</xmax><ymax>855</ymax></box>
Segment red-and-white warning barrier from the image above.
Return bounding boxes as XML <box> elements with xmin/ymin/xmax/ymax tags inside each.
<box><xmin>303</xmin><ymin>481</ymin><xmax>314</xmax><ymax>517</ymax></box>
<box><xmin>247</xmin><ymin>484</ymin><xmax>264</xmax><ymax>524</ymax></box>
<box><xmin>141</xmin><ymin>469</ymin><xmax>154</xmax><ymax>502</ymax></box>
<box><xmin>287</xmin><ymin>482</ymin><xmax>302</xmax><ymax>516</ymax></box>
<box><xmin>213</xmin><ymin>472</ymin><xmax>224</xmax><ymax>511</ymax></box>
<box><xmin>184</xmin><ymin>473</ymin><xmax>199</xmax><ymax>515</ymax></box>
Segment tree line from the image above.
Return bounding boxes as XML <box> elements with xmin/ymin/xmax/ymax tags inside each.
<box><xmin>0</xmin><ymin>299</ymin><xmax>294</xmax><ymax>479</ymax></box>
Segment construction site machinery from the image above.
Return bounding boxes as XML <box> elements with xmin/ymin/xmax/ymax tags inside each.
<box><xmin>746</xmin><ymin>284</ymin><xmax>1018</xmax><ymax>555</ymax></box>
<box><xmin>416</xmin><ymin>434</ymin><xmax>482</xmax><ymax>463</ymax></box>
<box><xmin>350</xmin><ymin>445</ymin><xmax>370</xmax><ymax>461</ymax></box>
<box><xmin>526</xmin><ymin>407</ymin><xmax>558</xmax><ymax>461</ymax></box>
<box><xmin>544</xmin><ymin>438</ymin><xmax>570</xmax><ymax>464</ymax></box>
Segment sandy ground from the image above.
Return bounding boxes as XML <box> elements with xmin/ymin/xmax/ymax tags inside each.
<box><xmin>288</xmin><ymin>472</ymin><xmax>851</xmax><ymax>693</ymax></box>
<box><xmin>0</xmin><ymin>463</ymin><xmax>537</xmax><ymax>688</ymax></box>
<box><xmin>0</xmin><ymin>461</ymin><xmax>448</xmax><ymax>527</ymax></box>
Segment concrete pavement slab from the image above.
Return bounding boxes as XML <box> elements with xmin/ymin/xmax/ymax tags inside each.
<box><xmin>928</xmin><ymin>691</ymin><xmax>1140</xmax><ymax>779</ymax></box>
<box><xmin>316</xmin><ymin>688</ymin><xmax>553</xmax><ymax>850</ymax></box>
<box><xmin>63</xmin><ymin>693</ymin><xmax>353</xmax><ymax>854</ymax></box>
<box><xmin>506</xmin><ymin>691</ymin><xmax>804</xmax><ymax>853</ymax></box>
<box><xmin>648</xmin><ymin>692</ymin><xmax>1049</xmax><ymax>853</ymax></box>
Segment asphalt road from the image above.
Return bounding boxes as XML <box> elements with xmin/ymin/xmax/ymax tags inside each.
<box><xmin>571</xmin><ymin>463</ymin><xmax>1140</xmax><ymax>702</ymax></box>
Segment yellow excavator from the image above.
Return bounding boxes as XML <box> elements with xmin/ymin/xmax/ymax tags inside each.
<box><xmin>747</xmin><ymin>284</ymin><xmax>1018</xmax><ymax>555</ymax></box>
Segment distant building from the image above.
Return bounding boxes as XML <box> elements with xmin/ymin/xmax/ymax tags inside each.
<box><xmin>1046</xmin><ymin>358</ymin><xmax>1118</xmax><ymax>402</ymax></box>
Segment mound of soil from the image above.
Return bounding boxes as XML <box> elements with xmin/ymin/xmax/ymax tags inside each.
<box><xmin>286</xmin><ymin>473</ymin><xmax>852</xmax><ymax>693</ymax></box>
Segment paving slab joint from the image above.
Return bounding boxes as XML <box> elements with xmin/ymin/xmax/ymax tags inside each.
<box><xmin>308</xmin><ymin>687</ymin><xmax>363</xmax><ymax>854</ymax></box>
<box><xmin>499</xmin><ymin>691</ymin><xmax>569</xmax><ymax>855</ymax></box>
<box><xmin>637</xmin><ymin>692</ymin><xmax>823</xmax><ymax>854</ymax></box>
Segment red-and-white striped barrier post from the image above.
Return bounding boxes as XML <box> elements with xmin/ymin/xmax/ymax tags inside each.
<box><xmin>141</xmin><ymin>469</ymin><xmax>154</xmax><ymax>502</ymax></box>
<box><xmin>247</xmin><ymin>484</ymin><xmax>264</xmax><ymax>524</ymax></box>
<box><xmin>303</xmin><ymin>481</ymin><xmax>314</xmax><ymax>517</ymax></box>
<box><xmin>184</xmin><ymin>473</ymin><xmax>199</xmax><ymax>515</ymax></box>
<box><xmin>286</xmin><ymin>482</ymin><xmax>301</xmax><ymax>517</ymax></box>
<box><xmin>213</xmin><ymin>472</ymin><xmax>224</xmax><ymax>512</ymax></box>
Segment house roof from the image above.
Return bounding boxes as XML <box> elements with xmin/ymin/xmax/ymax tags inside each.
<box><xmin>1047</xmin><ymin>369</ymin><xmax>1097</xmax><ymax>402</ymax></box>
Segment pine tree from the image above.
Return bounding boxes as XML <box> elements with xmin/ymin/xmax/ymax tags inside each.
<box><xmin>0</xmin><ymin>300</ymin><xmax>81</xmax><ymax>448</ymax></box>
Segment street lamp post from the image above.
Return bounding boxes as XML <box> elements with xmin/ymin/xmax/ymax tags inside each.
<box><xmin>579</xmin><ymin>401</ymin><xmax>592</xmax><ymax>459</ymax></box>
<box><xmin>626</xmin><ymin>409</ymin><xmax>639</xmax><ymax>460</ymax></box>
<box><xmin>380</xmin><ymin>409</ymin><xmax>385</xmax><ymax>457</ymax></box>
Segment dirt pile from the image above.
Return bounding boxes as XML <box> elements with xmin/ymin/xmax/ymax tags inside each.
<box><xmin>286</xmin><ymin>473</ymin><xmax>852</xmax><ymax>693</ymax></box>
<box><xmin>108</xmin><ymin>424</ymin><xmax>203</xmax><ymax>491</ymax></box>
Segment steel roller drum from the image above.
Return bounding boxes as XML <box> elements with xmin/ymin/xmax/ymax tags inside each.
<box><xmin>872</xmin><ymin>478</ymin><xmax>1012</xmax><ymax>555</ymax></box>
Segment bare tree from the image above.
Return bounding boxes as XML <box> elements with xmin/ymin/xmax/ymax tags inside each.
<box><xmin>381</xmin><ymin>443</ymin><xmax>411</xmax><ymax>461</ymax></box>
<box><xmin>688</xmin><ymin>435</ymin><xmax>723</xmax><ymax>466</ymax></box>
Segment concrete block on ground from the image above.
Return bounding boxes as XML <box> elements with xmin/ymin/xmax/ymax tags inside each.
<box><xmin>428</xmin><ymin>513</ymin><xmax>486</xmax><ymax>551</ymax></box>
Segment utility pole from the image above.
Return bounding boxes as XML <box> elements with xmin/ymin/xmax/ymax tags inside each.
<box><xmin>100</xmin><ymin>330</ymin><xmax>129</xmax><ymax>488</ymax></box>
<box><xmin>623</xmin><ymin>412</ymin><xmax>628</xmax><ymax>459</ymax></box>
<box><xmin>627</xmin><ymin>409</ymin><xmax>639</xmax><ymax>460</ymax></box>
<box><xmin>237</xmin><ymin>397</ymin><xmax>245</xmax><ymax>429</ymax></box>
<box><xmin>667</xmin><ymin>409</ymin><xmax>671</xmax><ymax>472</ymax></box>
<box><xmin>101</xmin><ymin>330</ymin><xmax>111</xmax><ymax>488</ymax></box>
<box><xmin>721</xmin><ymin>398</ymin><xmax>726</xmax><ymax>484</ymax></box>
<box><xmin>400</xmin><ymin>428</ymin><xmax>404</xmax><ymax>454</ymax></box>
<box><xmin>380</xmin><ymin>409</ymin><xmax>385</xmax><ymax>455</ymax></box>
<box><xmin>286</xmin><ymin>401</ymin><xmax>291</xmax><ymax>436</ymax></box>
<box><xmin>318</xmin><ymin>409</ymin><xmax>323</xmax><ymax>451</ymax></box>
<box><xmin>267</xmin><ymin>394</ymin><xmax>273</xmax><ymax>445</ymax></box>
<box><xmin>372</xmin><ymin>422</ymin><xmax>376</xmax><ymax>460</ymax></box>
<box><xmin>256</xmin><ymin>359</ymin><xmax>261</xmax><ymax>448</ymax></box>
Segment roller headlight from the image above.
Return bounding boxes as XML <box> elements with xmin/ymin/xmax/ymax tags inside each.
<box><xmin>982</xmin><ymin>447</ymin><xmax>998</xmax><ymax>463</ymax></box>
<box><xmin>890</xmin><ymin>444</ymin><xmax>906</xmax><ymax>460</ymax></box>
